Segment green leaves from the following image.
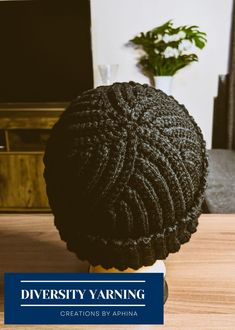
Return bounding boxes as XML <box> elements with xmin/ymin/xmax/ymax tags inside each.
<box><xmin>151</xmin><ymin>20</ymin><xmax>173</xmax><ymax>35</ymax></box>
<box><xmin>181</xmin><ymin>25</ymin><xmax>207</xmax><ymax>49</ymax></box>
<box><xmin>139</xmin><ymin>53</ymin><xmax>198</xmax><ymax>76</ymax></box>
<box><xmin>129</xmin><ymin>20</ymin><xmax>207</xmax><ymax>76</ymax></box>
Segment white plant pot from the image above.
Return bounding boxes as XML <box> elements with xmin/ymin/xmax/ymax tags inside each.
<box><xmin>154</xmin><ymin>76</ymin><xmax>173</xmax><ymax>95</ymax></box>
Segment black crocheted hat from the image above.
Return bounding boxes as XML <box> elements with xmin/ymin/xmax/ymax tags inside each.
<box><xmin>44</xmin><ymin>81</ymin><xmax>208</xmax><ymax>271</ymax></box>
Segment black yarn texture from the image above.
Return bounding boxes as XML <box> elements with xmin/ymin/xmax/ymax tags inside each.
<box><xmin>44</xmin><ymin>81</ymin><xmax>208</xmax><ymax>270</ymax></box>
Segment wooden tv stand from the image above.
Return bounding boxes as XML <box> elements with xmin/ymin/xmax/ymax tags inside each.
<box><xmin>0</xmin><ymin>103</ymin><xmax>67</xmax><ymax>212</ymax></box>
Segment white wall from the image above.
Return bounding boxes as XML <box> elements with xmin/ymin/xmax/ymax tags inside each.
<box><xmin>90</xmin><ymin>0</ymin><xmax>233</xmax><ymax>148</ymax></box>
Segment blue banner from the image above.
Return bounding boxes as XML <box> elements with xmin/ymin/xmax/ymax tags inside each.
<box><xmin>4</xmin><ymin>272</ymin><xmax>164</xmax><ymax>325</ymax></box>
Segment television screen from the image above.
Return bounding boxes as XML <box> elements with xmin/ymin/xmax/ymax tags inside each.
<box><xmin>0</xmin><ymin>0</ymin><xmax>93</xmax><ymax>102</ymax></box>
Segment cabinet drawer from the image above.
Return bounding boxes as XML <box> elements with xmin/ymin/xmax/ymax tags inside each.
<box><xmin>7</xmin><ymin>129</ymin><xmax>50</xmax><ymax>151</ymax></box>
<box><xmin>0</xmin><ymin>153</ymin><xmax>49</xmax><ymax>210</ymax></box>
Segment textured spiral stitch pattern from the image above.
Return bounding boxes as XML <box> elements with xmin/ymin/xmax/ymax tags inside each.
<box><xmin>44</xmin><ymin>81</ymin><xmax>208</xmax><ymax>270</ymax></box>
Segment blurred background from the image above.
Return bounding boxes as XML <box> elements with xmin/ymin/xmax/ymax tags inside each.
<box><xmin>0</xmin><ymin>0</ymin><xmax>234</xmax><ymax>213</ymax></box>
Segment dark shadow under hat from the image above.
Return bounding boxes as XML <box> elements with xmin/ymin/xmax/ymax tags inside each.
<box><xmin>44</xmin><ymin>81</ymin><xmax>208</xmax><ymax>270</ymax></box>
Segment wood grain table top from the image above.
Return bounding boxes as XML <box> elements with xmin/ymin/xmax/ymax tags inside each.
<box><xmin>0</xmin><ymin>214</ymin><xmax>234</xmax><ymax>329</ymax></box>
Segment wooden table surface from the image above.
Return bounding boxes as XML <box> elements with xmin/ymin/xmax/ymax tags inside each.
<box><xmin>0</xmin><ymin>214</ymin><xmax>234</xmax><ymax>330</ymax></box>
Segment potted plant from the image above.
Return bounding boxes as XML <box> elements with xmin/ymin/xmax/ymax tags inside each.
<box><xmin>129</xmin><ymin>20</ymin><xmax>207</xmax><ymax>94</ymax></box>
